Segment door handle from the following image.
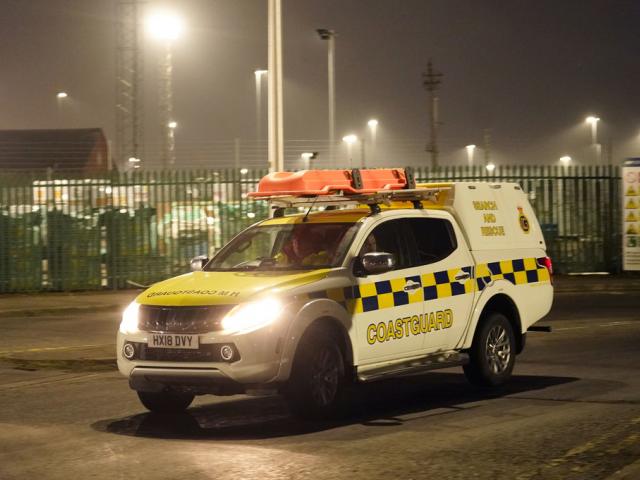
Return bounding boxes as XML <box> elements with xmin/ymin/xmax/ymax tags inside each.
<box><xmin>403</xmin><ymin>282</ymin><xmax>421</xmax><ymax>292</ymax></box>
<box><xmin>455</xmin><ymin>272</ymin><xmax>471</xmax><ymax>281</ymax></box>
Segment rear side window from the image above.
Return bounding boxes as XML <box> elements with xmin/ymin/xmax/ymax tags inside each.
<box><xmin>406</xmin><ymin>218</ymin><xmax>457</xmax><ymax>266</ymax></box>
<box><xmin>359</xmin><ymin>219</ymin><xmax>411</xmax><ymax>270</ymax></box>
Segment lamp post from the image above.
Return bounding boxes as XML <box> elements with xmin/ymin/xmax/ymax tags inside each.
<box><xmin>317</xmin><ymin>29</ymin><xmax>336</xmax><ymax>165</ymax></box>
<box><xmin>585</xmin><ymin>116</ymin><xmax>600</xmax><ymax>145</ymax></box>
<box><xmin>367</xmin><ymin>119</ymin><xmax>378</xmax><ymax>165</ymax></box>
<box><xmin>268</xmin><ymin>0</ymin><xmax>284</xmax><ymax>172</ymax></box>
<box><xmin>342</xmin><ymin>134</ymin><xmax>357</xmax><ymax>168</ymax></box>
<box><xmin>147</xmin><ymin>9</ymin><xmax>184</xmax><ymax>167</ymax></box>
<box><xmin>585</xmin><ymin>116</ymin><xmax>602</xmax><ymax>164</ymax></box>
<box><xmin>56</xmin><ymin>92</ymin><xmax>69</xmax><ymax>127</ymax></box>
<box><xmin>254</xmin><ymin>69</ymin><xmax>267</xmax><ymax>154</ymax></box>
<box><xmin>465</xmin><ymin>144</ymin><xmax>476</xmax><ymax>166</ymax></box>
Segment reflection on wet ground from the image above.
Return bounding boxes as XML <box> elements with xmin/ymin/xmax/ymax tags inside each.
<box><xmin>94</xmin><ymin>372</ymin><xmax>577</xmax><ymax>440</ymax></box>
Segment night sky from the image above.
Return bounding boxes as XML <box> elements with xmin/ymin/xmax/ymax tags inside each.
<box><xmin>0</xmin><ymin>0</ymin><xmax>638</xmax><ymax>167</ymax></box>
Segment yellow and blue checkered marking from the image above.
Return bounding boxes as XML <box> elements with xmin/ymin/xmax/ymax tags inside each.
<box><xmin>475</xmin><ymin>257</ymin><xmax>549</xmax><ymax>291</ymax></box>
<box><xmin>302</xmin><ymin>266</ymin><xmax>473</xmax><ymax>314</ymax></box>
<box><xmin>301</xmin><ymin>257</ymin><xmax>549</xmax><ymax>314</ymax></box>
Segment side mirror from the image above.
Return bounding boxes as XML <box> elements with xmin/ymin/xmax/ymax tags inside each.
<box><xmin>361</xmin><ymin>252</ymin><xmax>396</xmax><ymax>275</ymax></box>
<box><xmin>190</xmin><ymin>255</ymin><xmax>209</xmax><ymax>272</ymax></box>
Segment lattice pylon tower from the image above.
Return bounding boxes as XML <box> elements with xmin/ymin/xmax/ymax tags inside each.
<box><xmin>158</xmin><ymin>41</ymin><xmax>175</xmax><ymax>167</ymax></box>
<box><xmin>115</xmin><ymin>0</ymin><xmax>144</xmax><ymax>169</ymax></box>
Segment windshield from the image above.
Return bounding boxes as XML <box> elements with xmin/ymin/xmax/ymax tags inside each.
<box><xmin>206</xmin><ymin>222</ymin><xmax>360</xmax><ymax>271</ymax></box>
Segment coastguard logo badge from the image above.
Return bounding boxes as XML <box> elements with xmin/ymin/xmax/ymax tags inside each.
<box><xmin>518</xmin><ymin>207</ymin><xmax>530</xmax><ymax>233</ymax></box>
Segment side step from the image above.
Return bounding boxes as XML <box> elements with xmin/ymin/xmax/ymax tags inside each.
<box><xmin>527</xmin><ymin>325</ymin><xmax>552</xmax><ymax>332</ymax></box>
<box><xmin>357</xmin><ymin>352</ymin><xmax>469</xmax><ymax>383</ymax></box>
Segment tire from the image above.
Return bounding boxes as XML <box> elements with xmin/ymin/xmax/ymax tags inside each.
<box><xmin>285</xmin><ymin>326</ymin><xmax>348</xmax><ymax>420</ymax></box>
<box><xmin>137</xmin><ymin>390</ymin><xmax>194</xmax><ymax>413</ymax></box>
<box><xmin>463</xmin><ymin>312</ymin><xmax>516</xmax><ymax>387</ymax></box>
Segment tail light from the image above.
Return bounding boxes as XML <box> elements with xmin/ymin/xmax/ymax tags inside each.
<box><xmin>537</xmin><ymin>256</ymin><xmax>553</xmax><ymax>283</ymax></box>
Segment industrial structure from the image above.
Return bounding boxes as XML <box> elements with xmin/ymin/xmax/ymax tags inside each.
<box><xmin>115</xmin><ymin>0</ymin><xmax>144</xmax><ymax>170</ymax></box>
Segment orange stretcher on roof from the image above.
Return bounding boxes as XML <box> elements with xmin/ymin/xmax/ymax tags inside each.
<box><xmin>248</xmin><ymin>168</ymin><xmax>414</xmax><ymax>198</ymax></box>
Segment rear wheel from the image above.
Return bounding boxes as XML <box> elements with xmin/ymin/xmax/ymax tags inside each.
<box><xmin>285</xmin><ymin>326</ymin><xmax>348</xmax><ymax>420</ymax></box>
<box><xmin>137</xmin><ymin>390</ymin><xmax>194</xmax><ymax>413</ymax></box>
<box><xmin>463</xmin><ymin>312</ymin><xmax>516</xmax><ymax>387</ymax></box>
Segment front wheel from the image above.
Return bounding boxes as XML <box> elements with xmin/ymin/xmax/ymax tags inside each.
<box><xmin>137</xmin><ymin>390</ymin><xmax>194</xmax><ymax>413</ymax></box>
<box><xmin>285</xmin><ymin>327</ymin><xmax>348</xmax><ymax>420</ymax></box>
<box><xmin>463</xmin><ymin>312</ymin><xmax>516</xmax><ymax>387</ymax></box>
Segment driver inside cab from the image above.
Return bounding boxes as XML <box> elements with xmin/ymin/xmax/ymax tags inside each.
<box><xmin>276</xmin><ymin>224</ymin><xmax>339</xmax><ymax>267</ymax></box>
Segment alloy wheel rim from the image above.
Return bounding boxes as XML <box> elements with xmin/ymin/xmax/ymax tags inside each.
<box><xmin>310</xmin><ymin>347</ymin><xmax>340</xmax><ymax>407</ymax></box>
<box><xmin>485</xmin><ymin>324</ymin><xmax>511</xmax><ymax>374</ymax></box>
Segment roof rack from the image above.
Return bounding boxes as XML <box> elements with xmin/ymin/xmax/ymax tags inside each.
<box><xmin>265</xmin><ymin>187</ymin><xmax>451</xmax><ymax>214</ymax></box>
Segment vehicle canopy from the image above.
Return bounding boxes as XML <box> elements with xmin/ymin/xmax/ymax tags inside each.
<box><xmin>250</xmin><ymin>168</ymin><xmax>544</xmax><ymax>252</ymax></box>
<box><xmin>417</xmin><ymin>181</ymin><xmax>545</xmax><ymax>251</ymax></box>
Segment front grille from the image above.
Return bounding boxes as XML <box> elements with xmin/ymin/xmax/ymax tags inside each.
<box><xmin>130</xmin><ymin>342</ymin><xmax>239</xmax><ymax>363</ymax></box>
<box><xmin>138</xmin><ymin>304</ymin><xmax>235</xmax><ymax>333</ymax></box>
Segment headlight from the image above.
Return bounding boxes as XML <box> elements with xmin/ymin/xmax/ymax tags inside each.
<box><xmin>221</xmin><ymin>297</ymin><xmax>284</xmax><ymax>333</ymax></box>
<box><xmin>119</xmin><ymin>301</ymin><xmax>140</xmax><ymax>334</ymax></box>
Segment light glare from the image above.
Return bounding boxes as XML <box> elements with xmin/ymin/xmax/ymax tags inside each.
<box><xmin>222</xmin><ymin>297</ymin><xmax>283</xmax><ymax>333</ymax></box>
<box><xmin>56</xmin><ymin>92</ymin><xmax>68</xmax><ymax>99</ymax></box>
<box><xmin>119</xmin><ymin>302</ymin><xmax>140</xmax><ymax>334</ymax></box>
<box><xmin>486</xmin><ymin>162</ymin><xmax>496</xmax><ymax>172</ymax></box>
<box><xmin>367</xmin><ymin>119</ymin><xmax>378</xmax><ymax>128</ymax></box>
<box><xmin>342</xmin><ymin>134</ymin><xmax>358</xmax><ymax>144</ymax></box>
<box><xmin>147</xmin><ymin>11</ymin><xmax>184</xmax><ymax>41</ymax></box>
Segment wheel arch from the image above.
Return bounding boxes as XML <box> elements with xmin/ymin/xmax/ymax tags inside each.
<box><xmin>479</xmin><ymin>293</ymin><xmax>524</xmax><ymax>354</ymax></box>
<box><xmin>294</xmin><ymin>316</ymin><xmax>355</xmax><ymax>377</ymax></box>
<box><xmin>275</xmin><ymin>298</ymin><xmax>354</xmax><ymax>383</ymax></box>
<box><xmin>464</xmin><ymin>291</ymin><xmax>524</xmax><ymax>354</ymax></box>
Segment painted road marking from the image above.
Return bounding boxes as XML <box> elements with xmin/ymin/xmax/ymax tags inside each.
<box><xmin>0</xmin><ymin>372</ymin><xmax>114</xmax><ymax>391</ymax></box>
<box><xmin>0</xmin><ymin>344</ymin><xmax>113</xmax><ymax>355</ymax></box>
<box><xmin>554</xmin><ymin>321</ymin><xmax>636</xmax><ymax>331</ymax></box>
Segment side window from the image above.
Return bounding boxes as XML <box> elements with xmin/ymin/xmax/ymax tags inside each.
<box><xmin>406</xmin><ymin>218</ymin><xmax>457</xmax><ymax>266</ymax></box>
<box><xmin>359</xmin><ymin>219</ymin><xmax>411</xmax><ymax>270</ymax></box>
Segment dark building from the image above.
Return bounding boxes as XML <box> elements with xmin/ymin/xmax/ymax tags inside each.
<box><xmin>0</xmin><ymin>128</ymin><xmax>110</xmax><ymax>174</ymax></box>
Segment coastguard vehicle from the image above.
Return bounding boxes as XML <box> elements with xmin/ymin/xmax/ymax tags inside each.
<box><xmin>117</xmin><ymin>168</ymin><xmax>553</xmax><ymax>418</ymax></box>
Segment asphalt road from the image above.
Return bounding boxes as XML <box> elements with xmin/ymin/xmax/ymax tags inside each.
<box><xmin>0</xmin><ymin>291</ymin><xmax>638</xmax><ymax>480</ymax></box>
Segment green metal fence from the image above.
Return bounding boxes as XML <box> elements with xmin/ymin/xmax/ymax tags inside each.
<box><xmin>0</xmin><ymin>166</ymin><xmax>620</xmax><ymax>292</ymax></box>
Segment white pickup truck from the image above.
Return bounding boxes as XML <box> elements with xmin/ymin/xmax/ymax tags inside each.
<box><xmin>117</xmin><ymin>169</ymin><xmax>553</xmax><ymax>419</ymax></box>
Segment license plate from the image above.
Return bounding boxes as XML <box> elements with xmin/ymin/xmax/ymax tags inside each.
<box><xmin>147</xmin><ymin>334</ymin><xmax>199</xmax><ymax>349</ymax></box>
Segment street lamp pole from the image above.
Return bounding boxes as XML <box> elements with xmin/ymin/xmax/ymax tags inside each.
<box><xmin>465</xmin><ymin>144</ymin><xmax>476</xmax><ymax>166</ymax></box>
<box><xmin>254</xmin><ymin>70</ymin><xmax>267</xmax><ymax>156</ymax></box>
<box><xmin>585</xmin><ymin>116</ymin><xmax>601</xmax><ymax>164</ymax></box>
<box><xmin>342</xmin><ymin>134</ymin><xmax>357</xmax><ymax>168</ymax></box>
<box><xmin>317</xmin><ymin>29</ymin><xmax>336</xmax><ymax>165</ymax></box>
<box><xmin>268</xmin><ymin>0</ymin><xmax>284</xmax><ymax>172</ymax></box>
<box><xmin>586</xmin><ymin>116</ymin><xmax>600</xmax><ymax>145</ymax></box>
<box><xmin>56</xmin><ymin>92</ymin><xmax>69</xmax><ymax>127</ymax></box>
<box><xmin>367</xmin><ymin>119</ymin><xmax>378</xmax><ymax>165</ymax></box>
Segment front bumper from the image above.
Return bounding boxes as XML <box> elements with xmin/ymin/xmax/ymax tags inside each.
<box><xmin>117</xmin><ymin>322</ymin><xmax>287</xmax><ymax>392</ymax></box>
<box><xmin>128</xmin><ymin>367</ymin><xmax>246</xmax><ymax>395</ymax></box>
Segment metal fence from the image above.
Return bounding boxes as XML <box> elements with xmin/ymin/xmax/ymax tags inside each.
<box><xmin>0</xmin><ymin>165</ymin><xmax>621</xmax><ymax>292</ymax></box>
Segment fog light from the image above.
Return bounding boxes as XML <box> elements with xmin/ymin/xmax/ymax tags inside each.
<box><xmin>123</xmin><ymin>342</ymin><xmax>135</xmax><ymax>360</ymax></box>
<box><xmin>220</xmin><ymin>345</ymin><xmax>234</xmax><ymax>361</ymax></box>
